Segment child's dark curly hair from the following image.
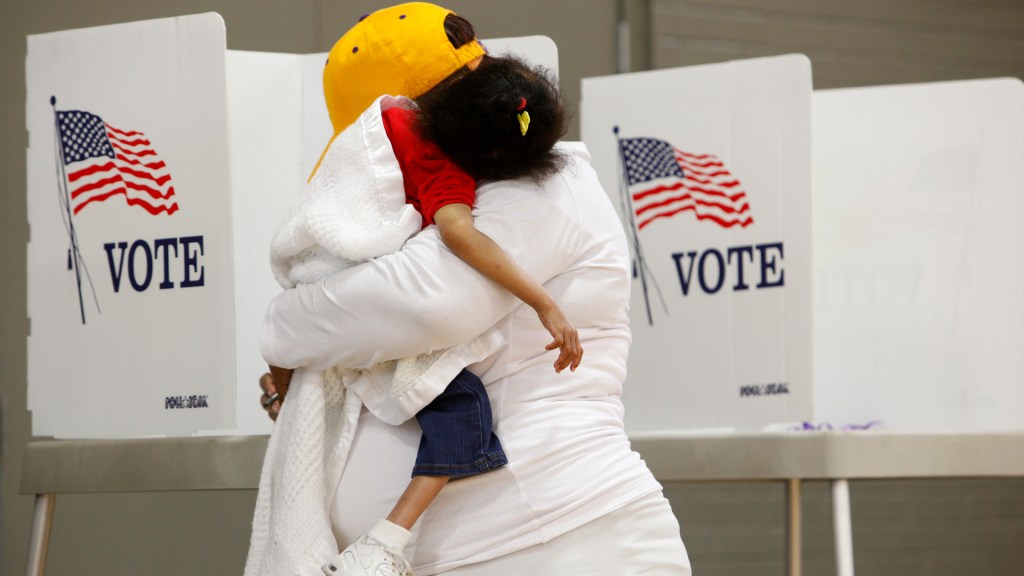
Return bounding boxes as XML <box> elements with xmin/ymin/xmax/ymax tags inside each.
<box><xmin>415</xmin><ymin>54</ymin><xmax>568</xmax><ymax>183</ymax></box>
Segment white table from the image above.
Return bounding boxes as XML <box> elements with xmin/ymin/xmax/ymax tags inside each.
<box><xmin>629</xmin><ymin>430</ymin><xmax>1024</xmax><ymax>575</ymax></box>
<box><xmin>21</xmin><ymin>431</ymin><xmax>1024</xmax><ymax>576</ymax></box>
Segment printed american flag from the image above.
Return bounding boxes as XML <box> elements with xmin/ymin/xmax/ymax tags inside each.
<box><xmin>56</xmin><ymin>109</ymin><xmax>178</xmax><ymax>216</ymax></box>
<box><xmin>620</xmin><ymin>136</ymin><xmax>752</xmax><ymax>230</ymax></box>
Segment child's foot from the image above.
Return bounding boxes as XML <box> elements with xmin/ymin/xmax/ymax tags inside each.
<box><xmin>321</xmin><ymin>520</ymin><xmax>412</xmax><ymax>576</ymax></box>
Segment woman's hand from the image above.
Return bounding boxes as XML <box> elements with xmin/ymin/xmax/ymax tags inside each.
<box><xmin>539</xmin><ymin>306</ymin><xmax>583</xmax><ymax>373</ymax></box>
<box><xmin>260</xmin><ymin>365</ymin><xmax>296</xmax><ymax>421</ymax></box>
<box><xmin>259</xmin><ymin>371</ymin><xmax>284</xmax><ymax>421</ymax></box>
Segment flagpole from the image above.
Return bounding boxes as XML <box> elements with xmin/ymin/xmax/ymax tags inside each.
<box><xmin>614</xmin><ymin>126</ymin><xmax>654</xmax><ymax>325</ymax></box>
<box><xmin>52</xmin><ymin>96</ymin><xmax>87</xmax><ymax>324</ymax></box>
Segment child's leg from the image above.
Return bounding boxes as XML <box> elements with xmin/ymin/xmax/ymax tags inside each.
<box><xmin>411</xmin><ymin>368</ymin><xmax>507</xmax><ymax>477</ymax></box>
<box><xmin>386</xmin><ymin>475</ymin><xmax>449</xmax><ymax>530</ymax></box>
<box><xmin>387</xmin><ymin>367</ymin><xmax>506</xmax><ymax>529</ymax></box>
<box><xmin>323</xmin><ymin>369</ymin><xmax>505</xmax><ymax>576</ymax></box>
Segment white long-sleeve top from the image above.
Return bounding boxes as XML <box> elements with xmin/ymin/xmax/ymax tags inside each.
<box><xmin>260</xmin><ymin>143</ymin><xmax>663</xmax><ymax>575</ymax></box>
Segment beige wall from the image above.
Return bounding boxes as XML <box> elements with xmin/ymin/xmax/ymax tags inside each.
<box><xmin>643</xmin><ymin>0</ymin><xmax>1024</xmax><ymax>88</ymax></box>
<box><xmin>1</xmin><ymin>1</ymin><xmax>1022</xmax><ymax>575</ymax></box>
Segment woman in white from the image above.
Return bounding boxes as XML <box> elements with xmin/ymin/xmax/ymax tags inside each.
<box><xmin>258</xmin><ymin>4</ymin><xmax>691</xmax><ymax>575</ymax></box>
<box><xmin>262</xmin><ymin>142</ymin><xmax>691</xmax><ymax>575</ymax></box>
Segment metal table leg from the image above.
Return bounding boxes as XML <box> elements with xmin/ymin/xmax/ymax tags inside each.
<box><xmin>832</xmin><ymin>479</ymin><xmax>854</xmax><ymax>576</ymax></box>
<box><xmin>786</xmin><ymin>478</ymin><xmax>802</xmax><ymax>576</ymax></box>
<box><xmin>25</xmin><ymin>493</ymin><xmax>55</xmax><ymax>576</ymax></box>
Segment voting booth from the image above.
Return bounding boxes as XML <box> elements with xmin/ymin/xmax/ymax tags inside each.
<box><xmin>812</xmin><ymin>78</ymin><xmax>1024</xmax><ymax>432</ymax></box>
<box><xmin>26</xmin><ymin>13</ymin><xmax>1024</xmax><ymax>439</ymax></box>
<box><xmin>25</xmin><ymin>13</ymin><xmax>559</xmax><ymax>439</ymax></box>
<box><xmin>582</xmin><ymin>55</ymin><xmax>815</xmax><ymax>431</ymax></box>
<box><xmin>26</xmin><ymin>14</ymin><xmax>237</xmax><ymax>438</ymax></box>
<box><xmin>582</xmin><ymin>60</ymin><xmax>1023</xmax><ymax>433</ymax></box>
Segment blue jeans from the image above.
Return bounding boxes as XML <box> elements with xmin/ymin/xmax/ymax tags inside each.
<box><xmin>413</xmin><ymin>368</ymin><xmax>508</xmax><ymax>478</ymax></box>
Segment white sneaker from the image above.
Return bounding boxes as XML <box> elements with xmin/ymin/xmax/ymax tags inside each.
<box><xmin>321</xmin><ymin>534</ymin><xmax>413</xmax><ymax>576</ymax></box>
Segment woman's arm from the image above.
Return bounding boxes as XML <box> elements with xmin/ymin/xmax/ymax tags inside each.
<box><xmin>260</xmin><ymin>183</ymin><xmax>579</xmax><ymax>372</ymax></box>
<box><xmin>433</xmin><ymin>203</ymin><xmax>582</xmax><ymax>372</ymax></box>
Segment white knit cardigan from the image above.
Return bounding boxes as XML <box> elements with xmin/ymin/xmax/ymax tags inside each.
<box><xmin>244</xmin><ymin>96</ymin><xmax>504</xmax><ymax>576</ymax></box>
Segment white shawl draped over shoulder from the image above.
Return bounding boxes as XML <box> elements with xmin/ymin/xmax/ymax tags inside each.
<box><xmin>244</xmin><ymin>95</ymin><xmax>505</xmax><ymax>576</ymax></box>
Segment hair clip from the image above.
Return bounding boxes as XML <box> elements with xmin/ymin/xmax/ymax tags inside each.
<box><xmin>517</xmin><ymin>97</ymin><xmax>527</xmax><ymax>111</ymax></box>
<box><xmin>517</xmin><ymin>110</ymin><xmax>530</xmax><ymax>136</ymax></box>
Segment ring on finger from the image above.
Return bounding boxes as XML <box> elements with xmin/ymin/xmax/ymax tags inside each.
<box><xmin>262</xmin><ymin>392</ymin><xmax>280</xmax><ymax>409</ymax></box>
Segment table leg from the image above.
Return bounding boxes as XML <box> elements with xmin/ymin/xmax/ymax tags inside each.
<box><xmin>831</xmin><ymin>479</ymin><xmax>854</xmax><ymax>576</ymax></box>
<box><xmin>25</xmin><ymin>493</ymin><xmax>55</xmax><ymax>576</ymax></box>
<box><xmin>786</xmin><ymin>478</ymin><xmax>802</xmax><ymax>576</ymax></box>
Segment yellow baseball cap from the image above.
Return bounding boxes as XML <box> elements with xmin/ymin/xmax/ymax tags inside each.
<box><xmin>322</xmin><ymin>2</ymin><xmax>486</xmax><ymax>135</ymax></box>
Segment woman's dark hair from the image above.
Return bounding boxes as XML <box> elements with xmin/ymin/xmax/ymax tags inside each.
<box><xmin>415</xmin><ymin>55</ymin><xmax>568</xmax><ymax>183</ymax></box>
